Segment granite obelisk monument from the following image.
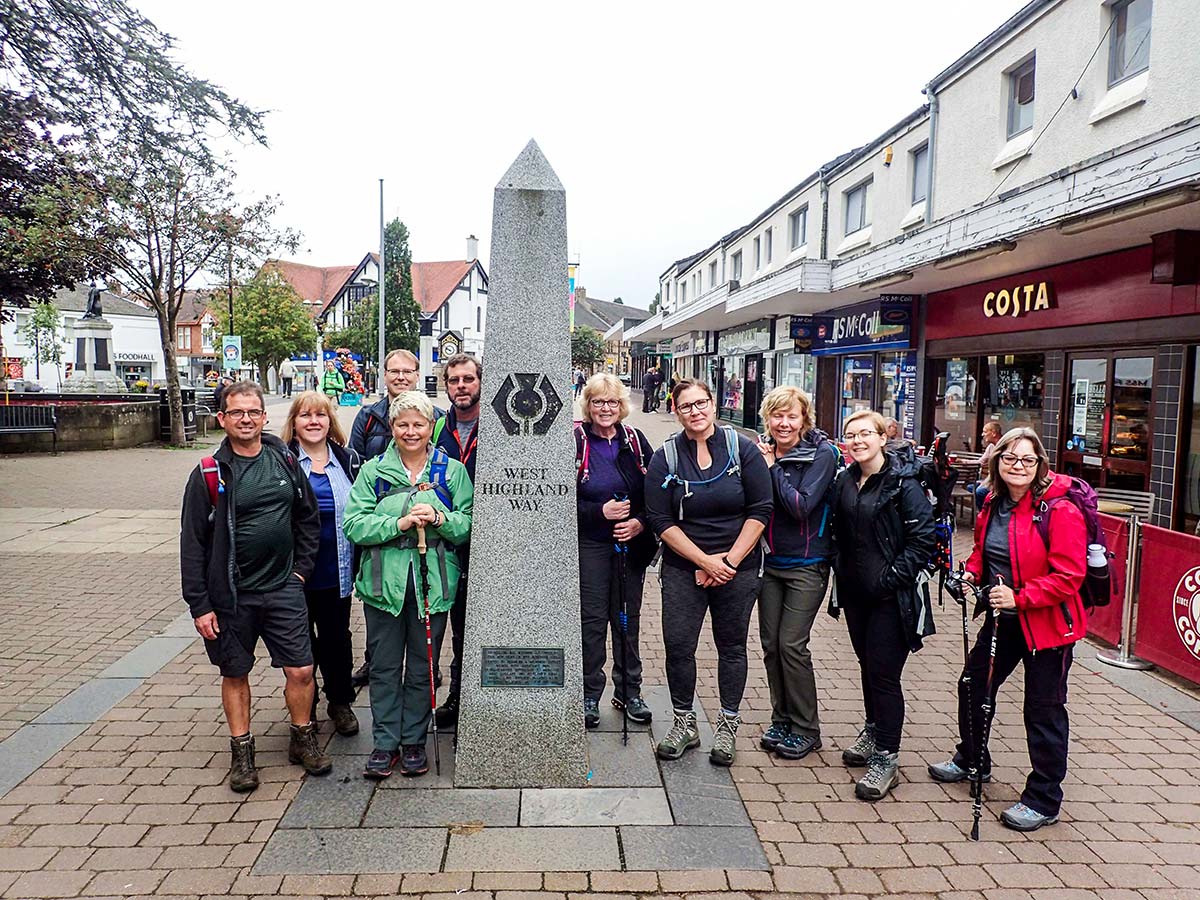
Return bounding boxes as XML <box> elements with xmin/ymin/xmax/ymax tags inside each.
<box><xmin>454</xmin><ymin>140</ymin><xmax>588</xmax><ymax>788</ymax></box>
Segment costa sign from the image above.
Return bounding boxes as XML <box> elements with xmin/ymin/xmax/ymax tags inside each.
<box><xmin>983</xmin><ymin>281</ymin><xmax>1055</xmax><ymax>318</ymax></box>
<box><xmin>1175</xmin><ymin>565</ymin><xmax>1200</xmax><ymax>660</ymax></box>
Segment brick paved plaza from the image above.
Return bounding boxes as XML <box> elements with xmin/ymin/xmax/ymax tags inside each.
<box><xmin>1</xmin><ymin>397</ymin><xmax>1199</xmax><ymax>899</ymax></box>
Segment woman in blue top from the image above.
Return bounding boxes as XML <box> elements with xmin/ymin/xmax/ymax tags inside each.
<box><xmin>282</xmin><ymin>391</ymin><xmax>362</xmax><ymax>739</ymax></box>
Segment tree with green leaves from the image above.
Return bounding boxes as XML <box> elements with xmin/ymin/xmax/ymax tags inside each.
<box><xmin>99</xmin><ymin>152</ymin><xmax>299</xmax><ymax>442</ymax></box>
<box><xmin>649</xmin><ymin>292</ymin><xmax>661</xmax><ymax>315</ymax></box>
<box><xmin>381</xmin><ymin>219</ymin><xmax>421</xmax><ymax>353</ymax></box>
<box><xmin>571</xmin><ymin>325</ymin><xmax>605</xmax><ymax>371</ymax></box>
<box><xmin>215</xmin><ymin>271</ymin><xmax>315</xmax><ymax>391</ymax></box>
<box><xmin>20</xmin><ymin>300</ymin><xmax>64</xmax><ymax>384</ymax></box>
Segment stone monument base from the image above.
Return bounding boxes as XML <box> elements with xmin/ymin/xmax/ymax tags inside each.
<box><xmin>62</xmin><ymin>317</ymin><xmax>126</xmax><ymax>394</ymax></box>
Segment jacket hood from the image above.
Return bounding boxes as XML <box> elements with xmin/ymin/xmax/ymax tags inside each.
<box><xmin>1038</xmin><ymin>471</ymin><xmax>1074</xmax><ymax>501</ymax></box>
<box><xmin>213</xmin><ymin>432</ymin><xmax>290</xmax><ymax>464</ymax></box>
<box><xmin>776</xmin><ymin>428</ymin><xmax>832</xmax><ymax>463</ymax></box>
<box><xmin>884</xmin><ymin>444</ymin><xmax>923</xmax><ymax>480</ymax></box>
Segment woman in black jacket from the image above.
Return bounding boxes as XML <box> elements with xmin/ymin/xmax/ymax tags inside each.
<box><xmin>282</xmin><ymin>391</ymin><xmax>363</xmax><ymax>738</ymax></box>
<box><xmin>575</xmin><ymin>374</ymin><xmax>657</xmax><ymax>730</ymax></box>
<box><xmin>644</xmin><ymin>379</ymin><xmax>773</xmax><ymax>767</ymax></box>
<box><xmin>756</xmin><ymin>385</ymin><xmax>840</xmax><ymax>760</ymax></box>
<box><xmin>832</xmin><ymin>409</ymin><xmax>935</xmax><ymax>801</ymax></box>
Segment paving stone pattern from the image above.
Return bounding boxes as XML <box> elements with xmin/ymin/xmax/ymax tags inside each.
<box><xmin>1</xmin><ymin>402</ymin><xmax>1200</xmax><ymax>898</ymax></box>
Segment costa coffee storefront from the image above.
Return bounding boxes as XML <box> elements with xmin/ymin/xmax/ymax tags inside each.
<box><xmin>923</xmin><ymin>243</ymin><xmax>1200</xmax><ymax>531</ymax></box>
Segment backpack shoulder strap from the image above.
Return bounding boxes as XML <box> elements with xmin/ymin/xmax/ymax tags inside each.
<box><xmin>624</xmin><ymin>424</ymin><xmax>649</xmax><ymax>475</ymax></box>
<box><xmin>574</xmin><ymin>422</ymin><xmax>589</xmax><ymax>483</ymax></box>
<box><xmin>722</xmin><ymin>425</ymin><xmax>741</xmax><ymax>477</ymax></box>
<box><xmin>661</xmin><ymin>431</ymin><xmax>681</xmax><ymax>488</ymax></box>
<box><xmin>428</xmin><ymin>446</ymin><xmax>453</xmax><ymax>509</ymax></box>
<box><xmin>1033</xmin><ymin>495</ymin><xmax>1065</xmax><ymax>549</ymax></box>
<box><xmin>432</xmin><ymin>416</ymin><xmax>447</xmax><ymax>446</ymax></box>
<box><xmin>199</xmin><ymin>457</ymin><xmax>221</xmax><ymax>507</ymax></box>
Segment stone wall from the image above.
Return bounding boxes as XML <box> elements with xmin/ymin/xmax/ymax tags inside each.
<box><xmin>0</xmin><ymin>400</ymin><xmax>158</xmax><ymax>453</ymax></box>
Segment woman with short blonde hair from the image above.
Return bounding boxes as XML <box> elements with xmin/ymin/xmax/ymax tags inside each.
<box><xmin>580</xmin><ymin>373</ymin><xmax>632</xmax><ymax>422</ymax></box>
<box><xmin>754</xmin><ymin>384</ymin><xmax>838</xmax><ymax>761</ymax></box>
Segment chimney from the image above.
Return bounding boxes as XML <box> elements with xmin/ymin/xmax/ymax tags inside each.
<box><xmin>466</xmin><ymin>234</ymin><xmax>478</xmax><ymax>261</ymax></box>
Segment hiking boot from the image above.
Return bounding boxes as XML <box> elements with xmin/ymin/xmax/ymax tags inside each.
<box><xmin>288</xmin><ymin>722</ymin><xmax>332</xmax><ymax>776</ymax></box>
<box><xmin>928</xmin><ymin>758</ymin><xmax>991</xmax><ymax>784</ymax></box>
<box><xmin>855</xmin><ymin>751</ymin><xmax>900</xmax><ymax>801</ymax></box>
<box><xmin>760</xmin><ymin>723</ymin><xmax>789</xmax><ymax>751</ymax></box>
<box><xmin>1000</xmin><ymin>802</ymin><xmax>1059</xmax><ymax>832</ymax></box>
<box><xmin>584</xmin><ymin>698</ymin><xmax>601</xmax><ymax>730</ymax></box>
<box><xmin>776</xmin><ymin>732</ymin><xmax>822</xmax><ymax>760</ymax></box>
<box><xmin>400</xmin><ymin>744</ymin><xmax>428</xmax><ymax>777</ymax></box>
<box><xmin>435</xmin><ymin>693</ymin><xmax>459</xmax><ymax>728</ymax></box>
<box><xmin>656</xmin><ymin>709</ymin><xmax>700</xmax><ymax>760</ymax></box>
<box><xmin>612</xmin><ymin>695</ymin><xmax>653</xmax><ymax>724</ymax></box>
<box><xmin>310</xmin><ymin>695</ymin><xmax>320</xmax><ymax>732</ymax></box>
<box><xmin>328</xmin><ymin>704</ymin><xmax>359</xmax><ymax>737</ymax></box>
<box><xmin>351</xmin><ymin>662</ymin><xmax>370</xmax><ymax>689</ymax></box>
<box><xmin>709</xmin><ymin>710</ymin><xmax>741</xmax><ymax>767</ymax></box>
<box><xmin>228</xmin><ymin>734</ymin><xmax>259</xmax><ymax>793</ymax></box>
<box><xmin>363</xmin><ymin>748</ymin><xmax>401</xmax><ymax>780</ymax></box>
<box><xmin>842</xmin><ymin>723</ymin><xmax>876</xmax><ymax>767</ymax></box>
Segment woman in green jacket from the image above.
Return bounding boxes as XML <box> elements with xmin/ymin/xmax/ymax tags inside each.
<box><xmin>343</xmin><ymin>391</ymin><xmax>474</xmax><ymax>779</ymax></box>
<box><xmin>321</xmin><ymin>361</ymin><xmax>346</xmax><ymax>401</ymax></box>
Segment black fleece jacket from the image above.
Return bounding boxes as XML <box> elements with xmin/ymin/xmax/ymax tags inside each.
<box><xmin>575</xmin><ymin>421</ymin><xmax>658</xmax><ymax>569</ymax></box>
<box><xmin>180</xmin><ymin>434</ymin><xmax>320</xmax><ymax>619</ymax></box>
<box><xmin>763</xmin><ymin>429</ymin><xmax>840</xmax><ymax>566</ymax></box>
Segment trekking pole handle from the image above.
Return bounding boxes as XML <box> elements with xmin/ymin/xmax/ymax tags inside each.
<box><xmin>416</xmin><ymin>523</ymin><xmax>427</xmax><ymax>554</ymax></box>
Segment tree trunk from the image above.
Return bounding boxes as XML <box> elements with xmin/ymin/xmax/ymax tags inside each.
<box><xmin>258</xmin><ymin>358</ymin><xmax>271</xmax><ymax>393</ymax></box>
<box><xmin>157</xmin><ymin>309</ymin><xmax>186</xmax><ymax>445</ymax></box>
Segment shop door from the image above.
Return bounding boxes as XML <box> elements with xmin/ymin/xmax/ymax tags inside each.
<box><xmin>1062</xmin><ymin>352</ymin><xmax>1153</xmax><ymax>490</ymax></box>
<box><xmin>744</xmin><ymin>353</ymin><xmax>763</xmax><ymax>431</ymax></box>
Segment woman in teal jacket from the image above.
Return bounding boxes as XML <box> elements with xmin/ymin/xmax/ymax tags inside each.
<box><xmin>344</xmin><ymin>391</ymin><xmax>473</xmax><ymax>779</ymax></box>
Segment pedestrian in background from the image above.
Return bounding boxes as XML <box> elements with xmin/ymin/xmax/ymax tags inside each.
<box><xmin>971</xmin><ymin>421</ymin><xmax>1003</xmax><ymax>510</ymax></box>
<box><xmin>644</xmin><ymin>379</ymin><xmax>772</xmax><ymax>767</ymax></box>
<box><xmin>344</xmin><ymin>391</ymin><xmax>473</xmax><ymax>779</ymax></box>
<box><xmin>575</xmin><ymin>373</ymin><xmax>657</xmax><ymax>730</ymax></box>
<box><xmin>281</xmin><ymin>391</ymin><xmax>361</xmax><ymax>739</ymax></box>
<box><xmin>831</xmin><ymin>409</ymin><xmax>935</xmax><ymax>801</ymax></box>
<box><xmin>928</xmin><ymin>427</ymin><xmax>1087</xmax><ymax>832</ymax></box>
<box><xmin>180</xmin><ymin>381</ymin><xmax>330</xmax><ymax>793</ymax></box>
<box><xmin>755</xmin><ymin>385</ymin><xmax>839</xmax><ymax>760</ymax></box>
<box><xmin>321</xmin><ymin>360</ymin><xmax>345</xmax><ymax>403</ymax></box>
<box><xmin>279</xmin><ymin>358</ymin><xmax>297</xmax><ymax>398</ymax></box>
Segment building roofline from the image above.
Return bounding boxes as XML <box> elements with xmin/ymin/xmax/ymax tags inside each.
<box><xmin>824</xmin><ymin>104</ymin><xmax>931</xmax><ymax>180</ymax></box>
<box><xmin>925</xmin><ymin>0</ymin><xmax>1057</xmax><ymax>92</ymax></box>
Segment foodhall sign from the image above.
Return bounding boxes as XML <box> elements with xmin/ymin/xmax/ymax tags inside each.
<box><xmin>983</xmin><ymin>281</ymin><xmax>1056</xmax><ymax>318</ymax></box>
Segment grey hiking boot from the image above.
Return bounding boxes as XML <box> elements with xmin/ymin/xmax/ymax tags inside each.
<box><xmin>228</xmin><ymin>734</ymin><xmax>259</xmax><ymax>793</ymax></box>
<box><xmin>1000</xmin><ymin>802</ymin><xmax>1059</xmax><ymax>832</ymax></box>
<box><xmin>709</xmin><ymin>710</ymin><xmax>741</xmax><ymax>767</ymax></box>
<box><xmin>855</xmin><ymin>751</ymin><xmax>900</xmax><ymax>801</ymax></box>
<box><xmin>842</xmin><ymin>722</ymin><xmax>876</xmax><ymax>767</ymax></box>
<box><xmin>656</xmin><ymin>709</ymin><xmax>700</xmax><ymax>760</ymax></box>
<box><xmin>288</xmin><ymin>722</ymin><xmax>333</xmax><ymax>776</ymax></box>
<box><xmin>929</xmin><ymin>758</ymin><xmax>991</xmax><ymax>784</ymax></box>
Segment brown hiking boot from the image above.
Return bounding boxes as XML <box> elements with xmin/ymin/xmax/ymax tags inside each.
<box><xmin>229</xmin><ymin>734</ymin><xmax>259</xmax><ymax>793</ymax></box>
<box><xmin>288</xmin><ymin>722</ymin><xmax>332</xmax><ymax>776</ymax></box>
<box><xmin>328</xmin><ymin>704</ymin><xmax>359</xmax><ymax>737</ymax></box>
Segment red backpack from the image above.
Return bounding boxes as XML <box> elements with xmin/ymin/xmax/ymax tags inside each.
<box><xmin>198</xmin><ymin>457</ymin><xmax>222</xmax><ymax>506</ymax></box>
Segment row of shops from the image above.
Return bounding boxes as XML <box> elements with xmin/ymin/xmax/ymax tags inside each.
<box><xmin>633</xmin><ymin>243</ymin><xmax>1199</xmax><ymax>535</ymax></box>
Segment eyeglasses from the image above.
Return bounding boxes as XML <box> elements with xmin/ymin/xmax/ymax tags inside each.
<box><xmin>676</xmin><ymin>398</ymin><xmax>712</xmax><ymax>415</ymax></box>
<box><xmin>222</xmin><ymin>409</ymin><xmax>264</xmax><ymax>421</ymax></box>
<box><xmin>842</xmin><ymin>429</ymin><xmax>883</xmax><ymax>442</ymax></box>
<box><xmin>589</xmin><ymin>398</ymin><xmax>620</xmax><ymax>408</ymax></box>
<box><xmin>999</xmin><ymin>453</ymin><xmax>1039</xmax><ymax>468</ymax></box>
<box><xmin>386</xmin><ymin>367</ymin><xmax>418</xmax><ymax>376</ymax></box>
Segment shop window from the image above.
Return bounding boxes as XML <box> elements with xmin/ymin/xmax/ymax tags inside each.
<box><xmin>778</xmin><ymin>350</ymin><xmax>816</xmax><ymax>395</ymax></box>
<box><xmin>1064</xmin><ymin>353</ymin><xmax>1153</xmax><ymax>492</ymax></box>
<box><xmin>1184</xmin><ymin>350</ymin><xmax>1200</xmax><ymax>535</ymax></box>
<box><xmin>878</xmin><ymin>351</ymin><xmax>917</xmax><ymax>440</ymax></box>
<box><xmin>1109</xmin><ymin>0</ymin><xmax>1151</xmax><ymax>87</ymax></box>
<box><xmin>840</xmin><ymin>354</ymin><xmax>875</xmax><ymax>430</ymax></box>
<box><xmin>932</xmin><ymin>357</ymin><xmax>980</xmax><ymax>452</ymax></box>
<box><xmin>721</xmin><ymin>356</ymin><xmax>745</xmax><ymax>422</ymax></box>
<box><xmin>981</xmin><ymin>353</ymin><xmax>1044</xmax><ymax>439</ymax></box>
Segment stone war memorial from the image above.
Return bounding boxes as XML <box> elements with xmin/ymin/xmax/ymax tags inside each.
<box><xmin>454</xmin><ymin>139</ymin><xmax>589</xmax><ymax>789</ymax></box>
<box><xmin>254</xmin><ymin>141</ymin><xmax>767</xmax><ymax>875</ymax></box>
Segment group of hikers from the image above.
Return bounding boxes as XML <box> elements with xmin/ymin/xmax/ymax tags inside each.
<box><xmin>181</xmin><ymin>359</ymin><xmax>1090</xmax><ymax>833</ymax></box>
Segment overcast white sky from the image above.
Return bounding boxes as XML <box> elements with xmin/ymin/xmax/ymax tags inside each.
<box><xmin>135</xmin><ymin>0</ymin><xmax>1027</xmax><ymax>308</ymax></box>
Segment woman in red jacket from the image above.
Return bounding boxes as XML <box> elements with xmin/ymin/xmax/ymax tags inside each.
<box><xmin>928</xmin><ymin>427</ymin><xmax>1087</xmax><ymax>832</ymax></box>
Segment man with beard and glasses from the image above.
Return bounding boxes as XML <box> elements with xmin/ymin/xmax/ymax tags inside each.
<box><xmin>431</xmin><ymin>354</ymin><xmax>481</xmax><ymax>727</ymax></box>
<box><xmin>349</xmin><ymin>348</ymin><xmax>445</xmax><ymax>687</ymax></box>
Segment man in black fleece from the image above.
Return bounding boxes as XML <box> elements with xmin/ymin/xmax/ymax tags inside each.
<box><xmin>180</xmin><ymin>382</ymin><xmax>328</xmax><ymax>793</ymax></box>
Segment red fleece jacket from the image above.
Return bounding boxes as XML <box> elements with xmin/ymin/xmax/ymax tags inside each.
<box><xmin>966</xmin><ymin>471</ymin><xmax>1088</xmax><ymax>651</ymax></box>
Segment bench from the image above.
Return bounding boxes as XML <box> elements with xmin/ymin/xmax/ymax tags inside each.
<box><xmin>950</xmin><ymin>460</ymin><xmax>983</xmax><ymax>525</ymax></box>
<box><xmin>0</xmin><ymin>405</ymin><xmax>58</xmax><ymax>453</ymax></box>
<box><xmin>1095</xmin><ymin>487</ymin><xmax>1156</xmax><ymax>521</ymax></box>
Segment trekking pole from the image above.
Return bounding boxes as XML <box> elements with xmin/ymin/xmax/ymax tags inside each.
<box><xmin>416</xmin><ymin>523</ymin><xmax>441</xmax><ymax>776</ymax></box>
<box><xmin>613</xmin><ymin>492</ymin><xmax>630</xmax><ymax>747</ymax></box>
<box><xmin>971</xmin><ymin>575</ymin><xmax>1003</xmax><ymax>841</ymax></box>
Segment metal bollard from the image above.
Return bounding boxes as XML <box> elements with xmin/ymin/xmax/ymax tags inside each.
<box><xmin>1097</xmin><ymin>514</ymin><xmax>1153</xmax><ymax>670</ymax></box>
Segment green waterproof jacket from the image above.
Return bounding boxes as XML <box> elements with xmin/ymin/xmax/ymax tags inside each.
<box><xmin>343</xmin><ymin>443</ymin><xmax>474</xmax><ymax>617</ymax></box>
<box><xmin>322</xmin><ymin>369</ymin><xmax>345</xmax><ymax>396</ymax></box>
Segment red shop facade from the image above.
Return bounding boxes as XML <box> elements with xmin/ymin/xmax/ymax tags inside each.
<box><xmin>922</xmin><ymin>241</ymin><xmax>1200</xmax><ymax>532</ymax></box>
